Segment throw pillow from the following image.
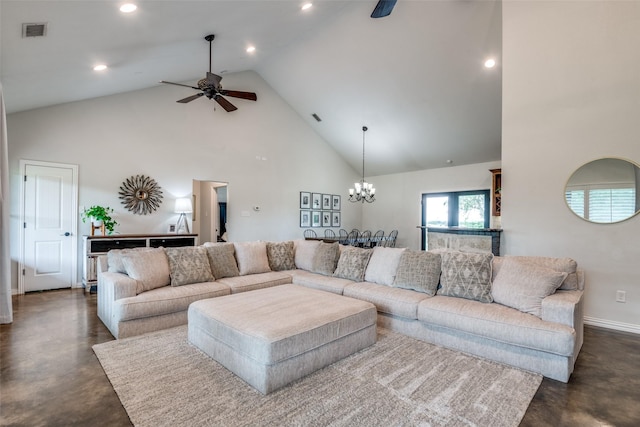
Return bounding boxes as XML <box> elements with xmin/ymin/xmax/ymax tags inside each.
<box><xmin>234</xmin><ymin>241</ymin><xmax>271</xmax><ymax>276</ymax></box>
<box><xmin>364</xmin><ymin>247</ymin><xmax>406</xmax><ymax>286</ymax></box>
<box><xmin>492</xmin><ymin>256</ymin><xmax>578</xmax><ymax>290</ymax></box>
<box><xmin>393</xmin><ymin>250</ymin><xmax>441</xmax><ymax>296</ymax></box>
<box><xmin>438</xmin><ymin>250</ymin><xmax>494</xmax><ymax>303</ymax></box>
<box><xmin>107</xmin><ymin>247</ymin><xmax>154</xmax><ymax>274</ymax></box>
<box><xmin>204</xmin><ymin>243</ymin><xmax>239</xmax><ymax>279</ymax></box>
<box><xmin>294</xmin><ymin>239</ymin><xmax>321</xmax><ymax>271</ymax></box>
<box><xmin>333</xmin><ymin>246</ymin><xmax>373</xmax><ymax>282</ymax></box>
<box><xmin>164</xmin><ymin>246</ymin><xmax>214</xmax><ymax>287</ymax></box>
<box><xmin>492</xmin><ymin>257</ymin><xmax>567</xmax><ymax>318</ymax></box>
<box><xmin>266</xmin><ymin>241</ymin><xmax>296</xmax><ymax>271</ymax></box>
<box><xmin>121</xmin><ymin>248</ymin><xmax>171</xmax><ymax>294</ymax></box>
<box><xmin>311</xmin><ymin>242</ymin><xmax>340</xmax><ymax>276</ymax></box>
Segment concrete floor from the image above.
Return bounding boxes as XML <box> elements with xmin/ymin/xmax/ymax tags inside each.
<box><xmin>1</xmin><ymin>289</ymin><xmax>639</xmax><ymax>427</ymax></box>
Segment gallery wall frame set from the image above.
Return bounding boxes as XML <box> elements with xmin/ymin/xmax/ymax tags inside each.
<box><xmin>300</xmin><ymin>192</ymin><xmax>340</xmax><ymax>228</ymax></box>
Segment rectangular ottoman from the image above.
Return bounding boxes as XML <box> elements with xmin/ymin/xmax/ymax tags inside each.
<box><xmin>188</xmin><ymin>284</ymin><xmax>377</xmax><ymax>394</ymax></box>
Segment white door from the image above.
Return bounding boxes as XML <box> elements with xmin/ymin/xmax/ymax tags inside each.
<box><xmin>22</xmin><ymin>162</ymin><xmax>77</xmax><ymax>292</ymax></box>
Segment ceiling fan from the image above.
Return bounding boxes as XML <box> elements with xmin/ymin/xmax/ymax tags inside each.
<box><xmin>371</xmin><ymin>0</ymin><xmax>397</xmax><ymax>18</ymax></box>
<box><xmin>160</xmin><ymin>34</ymin><xmax>257</xmax><ymax>112</ymax></box>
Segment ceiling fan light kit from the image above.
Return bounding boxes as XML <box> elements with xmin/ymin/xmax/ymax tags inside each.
<box><xmin>348</xmin><ymin>126</ymin><xmax>376</xmax><ymax>204</ymax></box>
<box><xmin>160</xmin><ymin>34</ymin><xmax>257</xmax><ymax>112</ymax></box>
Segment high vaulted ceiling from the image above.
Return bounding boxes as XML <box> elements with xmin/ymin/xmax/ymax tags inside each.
<box><xmin>0</xmin><ymin>0</ymin><xmax>502</xmax><ymax>176</ymax></box>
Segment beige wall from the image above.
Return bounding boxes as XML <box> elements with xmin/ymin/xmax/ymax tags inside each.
<box><xmin>7</xmin><ymin>71</ymin><xmax>361</xmax><ymax>291</ymax></box>
<box><xmin>502</xmin><ymin>1</ymin><xmax>640</xmax><ymax>332</ymax></box>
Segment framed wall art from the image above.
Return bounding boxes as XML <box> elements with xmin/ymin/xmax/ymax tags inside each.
<box><xmin>311</xmin><ymin>211</ymin><xmax>322</xmax><ymax>227</ymax></box>
<box><xmin>300</xmin><ymin>192</ymin><xmax>311</xmax><ymax>209</ymax></box>
<box><xmin>300</xmin><ymin>210</ymin><xmax>311</xmax><ymax>227</ymax></box>
<box><xmin>322</xmin><ymin>211</ymin><xmax>331</xmax><ymax>227</ymax></box>
<box><xmin>322</xmin><ymin>194</ymin><xmax>331</xmax><ymax>210</ymax></box>
<box><xmin>332</xmin><ymin>212</ymin><xmax>341</xmax><ymax>227</ymax></box>
<box><xmin>312</xmin><ymin>193</ymin><xmax>322</xmax><ymax>210</ymax></box>
<box><xmin>332</xmin><ymin>195</ymin><xmax>341</xmax><ymax>211</ymax></box>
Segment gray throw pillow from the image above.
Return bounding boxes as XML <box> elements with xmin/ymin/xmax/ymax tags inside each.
<box><xmin>438</xmin><ymin>250</ymin><xmax>494</xmax><ymax>303</ymax></box>
<box><xmin>492</xmin><ymin>257</ymin><xmax>567</xmax><ymax>317</ymax></box>
<box><xmin>333</xmin><ymin>246</ymin><xmax>373</xmax><ymax>282</ymax></box>
<box><xmin>121</xmin><ymin>248</ymin><xmax>171</xmax><ymax>294</ymax></box>
<box><xmin>266</xmin><ymin>241</ymin><xmax>296</xmax><ymax>271</ymax></box>
<box><xmin>311</xmin><ymin>242</ymin><xmax>340</xmax><ymax>276</ymax></box>
<box><xmin>165</xmin><ymin>246</ymin><xmax>214</xmax><ymax>287</ymax></box>
<box><xmin>205</xmin><ymin>243</ymin><xmax>240</xmax><ymax>279</ymax></box>
<box><xmin>393</xmin><ymin>250</ymin><xmax>441</xmax><ymax>296</ymax></box>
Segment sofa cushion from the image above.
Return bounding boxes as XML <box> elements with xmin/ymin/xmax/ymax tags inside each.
<box><xmin>364</xmin><ymin>247</ymin><xmax>405</xmax><ymax>286</ymax></box>
<box><xmin>417</xmin><ymin>296</ymin><xmax>576</xmax><ymax>357</ymax></box>
<box><xmin>216</xmin><ymin>271</ymin><xmax>292</xmax><ymax>294</ymax></box>
<box><xmin>289</xmin><ymin>269</ymin><xmax>354</xmax><ymax>295</ymax></box>
<box><xmin>122</xmin><ymin>248</ymin><xmax>171</xmax><ymax>294</ymax></box>
<box><xmin>165</xmin><ymin>246</ymin><xmax>214</xmax><ymax>286</ymax></box>
<box><xmin>438</xmin><ymin>250</ymin><xmax>493</xmax><ymax>303</ymax></box>
<box><xmin>114</xmin><ymin>281</ymin><xmax>230</xmax><ymax>321</ymax></box>
<box><xmin>310</xmin><ymin>241</ymin><xmax>340</xmax><ymax>276</ymax></box>
<box><xmin>392</xmin><ymin>250</ymin><xmax>441</xmax><ymax>296</ymax></box>
<box><xmin>266</xmin><ymin>241</ymin><xmax>296</xmax><ymax>271</ymax></box>
<box><xmin>492</xmin><ymin>257</ymin><xmax>567</xmax><ymax>318</ymax></box>
<box><xmin>493</xmin><ymin>256</ymin><xmax>578</xmax><ymax>291</ymax></box>
<box><xmin>204</xmin><ymin>243</ymin><xmax>240</xmax><ymax>279</ymax></box>
<box><xmin>234</xmin><ymin>241</ymin><xmax>271</xmax><ymax>276</ymax></box>
<box><xmin>333</xmin><ymin>246</ymin><xmax>373</xmax><ymax>282</ymax></box>
<box><xmin>107</xmin><ymin>247</ymin><xmax>154</xmax><ymax>274</ymax></box>
<box><xmin>344</xmin><ymin>281</ymin><xmax>430</xmax><ymax>320</ymax></box>
<box><xmin>294</xmin><ymin>239</ymin><xmax>320</xmax><ymax>271</ymax></box>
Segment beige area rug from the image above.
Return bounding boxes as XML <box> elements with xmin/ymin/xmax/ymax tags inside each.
<box><xmin>93</xmin><ymin>326</ymin><xmax>541</xmax><ymax>427</ymax></box>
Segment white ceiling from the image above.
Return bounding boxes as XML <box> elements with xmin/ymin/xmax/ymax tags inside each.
<box><xmin>0</xmin><ymin>0</ymin><xmax>502</xmax><ymax>176</ymax></box>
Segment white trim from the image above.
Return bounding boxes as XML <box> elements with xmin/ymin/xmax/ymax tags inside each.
<box><xmin>18</xmin><ymin>159</ymin><xmax>79</xmax><ymax>294</ymax></box>
<box><xmin>584</xmin><ymin>316</ymin><xmax>640</xmax><ymax>335</ymax></box>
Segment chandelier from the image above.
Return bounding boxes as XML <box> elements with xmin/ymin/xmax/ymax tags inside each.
<box><xmin>348</xmin><ymin>126</ymin><xmax>376</xmax><ymax>203</ymax></box>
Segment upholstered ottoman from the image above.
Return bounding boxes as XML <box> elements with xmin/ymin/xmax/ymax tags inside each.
<box><xmin>188</xmin><ymin>284</ymin><xmax>377</xmax><ymax>394</ymax></box>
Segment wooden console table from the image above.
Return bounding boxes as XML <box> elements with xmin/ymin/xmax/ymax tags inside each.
<box><xmin>82</xmin><ymin>233</ymin><xmax>198</xmax><ymax>293</ymax></box>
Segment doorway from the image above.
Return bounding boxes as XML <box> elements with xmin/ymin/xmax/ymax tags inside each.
<box><xmin>192</xmin><ymin>180</ymin><xmax>228</xmax><ymax>244</ymax></box>
<box><xmin>19</xmin><ymin>160</ymin><xmax>78</xmax><ymax>293</ymax></box>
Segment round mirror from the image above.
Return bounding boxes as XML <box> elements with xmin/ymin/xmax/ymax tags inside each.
<box><xmin>565</xmin><ymin>158</ymin><xmax>640</xmax><ymax>223</ymax></box>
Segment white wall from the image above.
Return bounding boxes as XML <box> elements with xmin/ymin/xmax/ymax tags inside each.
<box><xmin>362</xmin><ymin>161</ymin><xmax>501</xmax><ymax>250</ymax></box>
<box><xmin>503</xmin><ymin>2</ymin><xmax>640</xmax><ymax>332</ymax></box>
<box><xmin>7</xmin><ymin>71</ymin><xmax>361</xmax><ymax>291</ymax></box>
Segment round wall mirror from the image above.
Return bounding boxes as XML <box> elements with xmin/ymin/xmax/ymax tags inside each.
<box><xmin>565</xmin><ymin>158</ymin><xmax>640</xmax><ymax>223</ymax></box>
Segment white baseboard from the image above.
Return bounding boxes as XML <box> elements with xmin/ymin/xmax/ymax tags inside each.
<box><xmin>584</xmin><ymin>316</ymin><xmax>640</xmax><ymax>335</ymax></box>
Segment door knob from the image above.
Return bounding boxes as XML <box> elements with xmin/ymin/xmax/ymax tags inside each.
<box><xmin>61</xmin><ymin>232</ymin><xmax>71</xmax><ymax>237</ymax></box>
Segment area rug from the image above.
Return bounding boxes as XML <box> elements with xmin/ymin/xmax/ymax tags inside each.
<box><xmin>93</xmin><ymin>326</ymin><xmax>541</xmax><ymax>427</ymax></box>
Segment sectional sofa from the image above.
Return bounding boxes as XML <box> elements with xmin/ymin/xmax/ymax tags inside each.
<box><xmin>97</xmin><ymin>239</ymin><xmax>584</xmax><ymax>382</ymax></box>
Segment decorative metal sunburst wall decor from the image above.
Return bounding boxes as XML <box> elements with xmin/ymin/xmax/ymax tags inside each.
<box><xmin>119</xmin><ymin>175</ymin><xmax>163</xmax><ymax>215</ymax></box>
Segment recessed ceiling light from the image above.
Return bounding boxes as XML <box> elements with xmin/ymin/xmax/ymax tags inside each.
<box><xmin>120</xmin><ymin>3</ymin><xmax>137</xmax><ymax>13</ymax></box>
<box><xmin>246</xmin><ymin>46</ymin><xmax>256</xmax><ymax>53</ymax></box>
<box><xmin>93</xmin><ymin>64</ymin><xmax>108</xmax><ymax>71</ymax></box>
<box><xmin>302</xmin><ymin>3</ymin><xmax>313</xmax><ymax>11</ymax></box>
<box><xmin>484</xmin><ymin>58</ymin><xmax>496</xmax><ymax>68</ymax></box>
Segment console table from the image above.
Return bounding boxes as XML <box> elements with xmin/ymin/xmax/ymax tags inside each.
<box><xmin>82</xmin><ymin>234</ymin><xmax>198</xmax><ymax>293</ymax></box>
<box><xmin>426</xmin><ymin>227</ymin><xmax>502</xmax><ymax>256</ymax></box>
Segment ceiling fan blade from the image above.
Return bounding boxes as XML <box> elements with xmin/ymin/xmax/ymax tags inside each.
<box><xmin>177</xmin><ymin>93</ymin><xmax>204</xmax><ymax>103</ymax></box>
<box><xmin>160</xmin><ymin>80</ymin><xmax>200</xmax><ymax>90</ymax></box>
<box><xmin>206</xmin><ymin>72</ymin><xmax>222</xmax><ymax>88</ymax></box>
<box><xmin>371</xmin><ymin>0</ymin><xmax>397</xmax><ymax>18</ymax></box>
<box><xmin>214</xmin><ymin>95</ymin><xmax>238</xmax><ymax>112</ymax></box>
<box><xmin>221</xmin><ymin>90</ymin><xmax>257</xmax><ymax>101</ymax></box>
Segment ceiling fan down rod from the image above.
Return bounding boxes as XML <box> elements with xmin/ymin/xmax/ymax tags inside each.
<box><xmin>205</xmin><ymin>34</ymin><xmax>215</xmax><ymax>73</ymax></box>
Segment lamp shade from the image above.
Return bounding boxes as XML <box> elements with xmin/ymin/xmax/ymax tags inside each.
<box><xmin>174</xmin><ymin>198</ymin><xmax>192</xmax><ymax>214</ymax></box>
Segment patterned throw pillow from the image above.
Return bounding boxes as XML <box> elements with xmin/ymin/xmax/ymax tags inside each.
<box><xmin>311</xmin><ymin>242</ymin><xmax>340</xmax><ymax>276</ymax></box>
<box><xmin>364</xmin><ymin>247</ymin><xmax>406</xmax><ymax>286</ymax></box>
<box><xmin>165</xmin><ymin>246</ymin><xmax>214</xmax><ymax>287</ymax></box>
<box><xmin>233</xmin><ymin>241</ymin><xmax>271</xmax><ymax>276</ymax></box>
<box><xmin>492</xmin><ymin>257</ymin><xmax>567</xmax><ymax>318</ymax></box>
<box><xmin>204</xmin><ymin>243</ymin><xmax>239</xmax><ymax>279</ymax></box>
<box><xmin>393</xmin><ymin>250</ymin><xmax>441</xmax><ymax>296</ymax></box>
<box><xmin>266</xmin><ymin>241</ymin><xmax>296</xmax><ymax>271</ymax></box>
<box><xmin>333</xmin><ymin>246</ymin><xmax>373</xmax><ymax>282</ymax></box>
<box><xmin>121</xmin><ymin>248</ymin><xmax>171</xmax><ymax>294</ymax></box>
<box><xmin>438</xmin><ymin>250</ymin><xmax>494</xmax><ymax>303</ymax></box>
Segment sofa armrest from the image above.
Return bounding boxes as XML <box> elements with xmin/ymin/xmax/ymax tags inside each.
<box><xmin>97</xmin><ymin>255</ymin><xmax>109</xmax><ymax>274</ymax></box>
<box><xmin>541</xmin><ymin>290</ymin><xmax>583</xmax><ymax>328</ymax></box>
<box><xmin>100</xmin><ymin>272</ymin><xmax>137</xmax><ymax>300</ymax></box>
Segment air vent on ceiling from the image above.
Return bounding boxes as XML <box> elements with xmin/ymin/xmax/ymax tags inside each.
<box><xmin>311</xmin><ymin>113</ymin><xmax>322</xmax><ymax>122</ymax></box>
<box><xmin>22</xmin><ymin>23</ymin><xmax>48</xmax><ymax>38</ymax></box>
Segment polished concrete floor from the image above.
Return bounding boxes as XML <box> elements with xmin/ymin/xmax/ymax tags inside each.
<box><xmin>1</xmin><ymin>289</ymin><xmax>639</xmax><ymax>427</ymax></box>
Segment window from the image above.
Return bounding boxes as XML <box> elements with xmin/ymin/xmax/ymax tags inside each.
<box><xmin>421</xmin><ymin>190</ymin><xmax>490</xmax><ymax>249</ymax></box>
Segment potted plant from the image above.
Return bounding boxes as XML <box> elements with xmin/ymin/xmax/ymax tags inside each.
<box><xmin>82</xmin><ymin>205</ymin><xmax>118</xmax><ymax>235</ymax></box>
